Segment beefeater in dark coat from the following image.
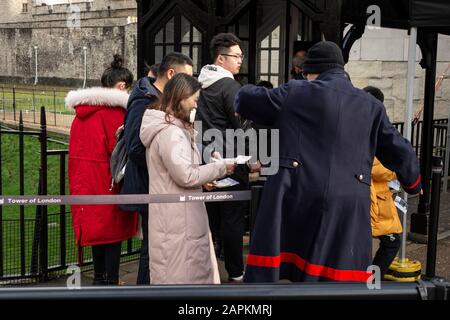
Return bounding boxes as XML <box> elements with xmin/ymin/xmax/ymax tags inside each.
<box><xmin>235</xmin><ymin>41</ymin><xmax>421</xmax><ymax>282</ymax></box>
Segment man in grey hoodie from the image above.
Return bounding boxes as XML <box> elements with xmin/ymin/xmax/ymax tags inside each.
<box><xmin>196</xmin><ymin>33</ymin><xmax>248</xmax><ymax>282</ymax></box>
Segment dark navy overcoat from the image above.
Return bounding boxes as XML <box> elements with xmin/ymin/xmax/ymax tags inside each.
<box><xmin>235</xmin><ymin>69</ymin><xmax>421</xmax><ymax>282</ymax></box>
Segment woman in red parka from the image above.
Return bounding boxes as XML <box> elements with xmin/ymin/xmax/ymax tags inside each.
<box><xmin>67</xmin><ymin>55</ymin><xmax>137</xmax><ymax>285</ymax></box>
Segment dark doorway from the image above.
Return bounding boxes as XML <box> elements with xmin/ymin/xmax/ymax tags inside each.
<box><xmin>137</xmin><ymin>0</ymin><xmax>329</xmax><ymax>85</ymax></box>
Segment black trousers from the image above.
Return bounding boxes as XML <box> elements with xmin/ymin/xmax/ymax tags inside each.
<box><xmin>136</xmin><ymin>210</ymin><xmax>150</xmax><ymax>285</ymax></box>
<box><xmin>92</xmin><ymin>242</ymin><xmax>122</xmax><ymax>285</ymax></box>
<box><xmin>206</xmin><ymin>189</ymin><xmax>246</xmax><ymax>278</ymax></box>
<box><xmin>372</xmin><ymin>233</ymin><xmax>401</xmax><ymax>277</ymax></box>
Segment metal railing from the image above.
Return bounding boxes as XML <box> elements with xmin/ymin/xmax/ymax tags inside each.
<box><xmin>392</xmin><ymin>118</ymin><xmax>448</xmax><ymax>158</ymax></box>
<box><xmin>0</xmin><ymin>108</ymin><xmax>140</xmax><ymax>284</ymax></box>
<box><xmin>0</xmin><ymin>85</ymin><xmax>74</xmax><ymax>129</ymax></box>
<box><xmin>0</xmin><ymin>279</ymin><xmax>448</xmax><ymax>300</ymax></box>
<box><xmin>0</xmin><ymin>108</ymin><xmax>449</xmax><ymax>288</ymax></box>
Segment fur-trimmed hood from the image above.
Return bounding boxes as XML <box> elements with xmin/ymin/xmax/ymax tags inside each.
<box><xmin>65</xmin><ymin>87</ymin><xmax>129</xmax><ymax>110</ymax></box>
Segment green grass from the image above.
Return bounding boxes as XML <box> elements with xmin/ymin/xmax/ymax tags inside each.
<box><xmin>0</xmin><ymin>84</ymin><xmax>74</xmax><ymax>115</ymax></box>
<box><xmin>1</xmin><ymin>133</ymin><xmax>67</xmax><ymax>218</ymax></box>
<box><xmin>0</xmin><ymin>132</ymin><xmax>140</xmax><ymax>279</ymax></box>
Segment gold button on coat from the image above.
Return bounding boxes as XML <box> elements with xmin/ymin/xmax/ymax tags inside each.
<box><xmin>293</xmin><ymin>161</ymin><xmax>299</xmax><ymax>168</ymax></box>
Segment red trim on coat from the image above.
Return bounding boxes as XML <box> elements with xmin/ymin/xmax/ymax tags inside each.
<box><xmin>401</xmin><ymin>175</ymin><xmax>421</xmax><ymax>190</ymax></box>
<box><xmin>247</xmin><ymin>252</ymin><xmax>371</xmax><ymax>282</ymax></box>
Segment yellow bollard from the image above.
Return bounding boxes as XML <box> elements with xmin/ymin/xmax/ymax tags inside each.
<box><xmin>384</xmin><ymin>257</ymin><xmax>422</xmax><ymax>282</ymax></box>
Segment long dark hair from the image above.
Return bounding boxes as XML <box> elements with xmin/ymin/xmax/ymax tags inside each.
<box><xmin>151</xmin><ymin>74</ymin><xmax>202</xmax><ymax>127</ymax></box>
<box><xmin>101</xmin><ymin>54</ymin><xmax>134</xmax><ymax>89</ymax></box>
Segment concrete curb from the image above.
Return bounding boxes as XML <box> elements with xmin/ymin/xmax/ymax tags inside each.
<box><xmin>408</xmin><ymin>230</ymin><xmax>450</xmax><ymax>244</ymax></box>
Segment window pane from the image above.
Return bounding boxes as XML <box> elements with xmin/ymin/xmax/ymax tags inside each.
<box><xmin>155</xmin><ymin>46</ymin><xmax>163</xmax><ymax>63</ymax></box>
<box><xmin>155</xmin><ymin>29</ymin><xmax>163</xmax><ymax>43</ymax></box>
<box><xmin>260</xmin><ymin>50</ymin><xmax>269</xmax><ymax>73</ymax></box>
<box><xmin>181</xmin><ymin>45</ymin><xmax>190</xmax><ymax>57</ymax></box>
<box><xmin>165</xmin><ymin>17</ymin><xmax>175</xmax><ymax>42</ymax></box>
<box><xmin>239</xmin><ymin>12</ymin><xmax>249</xmax><ymax>38</ymax></box>
<box><xmin>271</xmin><ymin>26</ymin><xmax>280</xmax><ymax>47</ymax></box>
<box><xmin>166</xmin><ymin>45</ymin><xmax>174</xmax><ymax>55</ymax></box>
<box><xmin>193</xmin><ymin>26</ymin><xmax>202</xmax><ymax>42</ymax></box>
<box><xmin>261</xmin><ymin>36</ymin><xmax>269</xmax><ymax>49</ymax></box>
<box><xmin>240</xmin><ymin>41</ymin><xmax>248</xmax><ymax>74</ymax></box>
<box><xmin>271</xmin><ymin>50</ymin><xmax>279</xmax><ymax>73</ymax></box>
<box><xmin>193</xmin><ymin>46</ymin><xmax>200</xmax><ymax>74</ymax></box>
<box><xmin>298</xmin><ymin>13</ymin><xmax>304</xmax><ymax>41</ymax></box>
<box><xmin>270</xmin><ymin>76</ymin><xmax>279</xmax><ymax>87</ymax></box>
<box><xmin>307</xmin><ymin>19</ymin><xmax>313</xmax><ymax>40</ymax></box>
<box><xmin>181</xmin><ymin>16</ymin><xmax>191</xmax><ymax>42</ymax></box>
<box><xmin>260</xmin><ymin>75</ymin><xmax>268</xmax><ymax>81</ymax></box>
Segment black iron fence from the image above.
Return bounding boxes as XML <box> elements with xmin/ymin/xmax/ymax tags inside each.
<box><xmin>0</xmin><ymin>107</ymin><xmax>448</xmax><ymax>284</ymax></box>
<box><xmin>0</xmin><ymin>85</ymin><xmax>74</xmax><ymax>129</ymax></box>
<box><xmin>392</xmin><ymin>119</ymin><xmax>448</xmax><ymax>159</ymax></box>
<box><xmin>0</xmin><ymin>108</ymin><xmax>140</xmax><ymax>284</ymax></box>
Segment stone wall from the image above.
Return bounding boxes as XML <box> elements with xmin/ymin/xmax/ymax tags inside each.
<box><xmin>0</xmin><ymin>0</ymin><xmax>138</xmax><ymax>87</ymax></box>
<box><xmin>0</xmin><ymin>1</ymin><xmax>25</xmax><ymax>24</ymax></box>
<box><xmin>346</xmin><ymin>28</ymin><xmax>450</xmax><ymax>123</ymax></box>
<box><xmin>1</xmin><ymin>2</ymin><xmax>450</xmax><ymax>123</ymax></box>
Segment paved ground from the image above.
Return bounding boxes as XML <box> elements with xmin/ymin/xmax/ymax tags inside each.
<box><xmin>29</xmin><ymin>215</ymin><xmax>450</xmax><ymax>287</ymax></box>
<box><xmin>33</xmin><ymin>191</ymin><xmax>449</xmax><ymax>286</ymax></box>
<box><xmin>404</xmin><ymin>191</ymin><xmax>450</xmax><ymax>280</ymax></box>
<box><xmin>1</xmin><ymin>111</ymin><xmax>74</xmax><ymax>131</ymax></box>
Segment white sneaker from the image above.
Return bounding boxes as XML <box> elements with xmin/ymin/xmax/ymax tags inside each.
<box><xmin>228</xmin><ymin>274</ymin><xmax>244</xmax><ymax>282</ymax></box>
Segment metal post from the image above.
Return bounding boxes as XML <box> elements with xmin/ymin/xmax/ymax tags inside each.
<box><xmin>13</xmin><ymin>87</ymin><xmax>16</xmax><ymax>122</ymax></box>
<box><xmin>53</xmin><ymin>90</ymin><xmax>56</xmax><ymax>126</ymax></box>
<box><xmin>59</xmin><ymin>153</ymin><xmax>66</xmax><ymax>268</ymax></box>
<box><xmin>416</xmin><ymin>121</ymin><xmax>422</xmax><ymax>156</ymax></box>
<box><xmin>34</xmin><ymin>46</ymin><xmax>38</xmax><ymax>86</ymax></box>
<box><xmin>19</xmin><ymin>112</ymin><xmax>26</xmax><ymax>276</ymax></box>
<box><xmin>127</xmin><ymin>239</ymin><xmax>132</xmax><ymax>255</ymax></box>
<box><xmin>0</xmin><ymin>120</ymin><xmax>3</xmax><ymax>278</ymax></box>
<box><xmin>399</xmin><ymin>27</ymin><xmax>417</xmax><ymax>262</ymax></box>
<box><xmin>83</xmin><ymin>47</ymin><xmax>87</xmax><ymax>88</ymax></box>
<box><xmin>39</xmin><ymin>107</ymin><xmax>48</xmax><ymax>282</ymax></box>
<box><xmin>412</xmin><ymin>32</ymin><xmax>439</xmax><ymax>235</ymax></box>
<box><xmin>444</xmin><ymin>108</ymin><xmax>450</xmax><ymax>193</ymax></box>
<box><xmin>32</xmin><ymin>88</ymin><xmax>36</xmax><ymax>124</ymax></box>
<box><xmin>1</xmin><ymin>86</ymin><xmax>4</xmax><ymax>121</ymax></box>
<box><xmin>30</xmin><ymin>169</ymin><xmax>41</xmax><ymax>276</ymax></box>
<box><xmin>426</xmin><ymin>156</ymin><xmax>443</xmax><ymax>278</ymax></box>
<box><xmin>404</xmin><ymin>27</ymin><xmax>417</xmax><ymax>150</ymax></box>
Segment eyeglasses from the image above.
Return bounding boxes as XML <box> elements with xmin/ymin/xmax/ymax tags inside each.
<box><xmin>221</xmin><ymin>53</ymin><xmax>245</xmax><ymax>60</ymax></box>
<box><xmin>302</xmin><ymin>72</ymin><xmax>309</xmax><ymax>80</ymax></box>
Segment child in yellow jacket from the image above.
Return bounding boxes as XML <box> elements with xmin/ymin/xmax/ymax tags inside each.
<box><xmin>364</xmin><ymin>86</ymin><xmax>402</xmax><ymax>277</ymax></box>
<box><xmin>370</xmin><ymin>157</ymin><xmax>402</xmax><ymax>277</ymax></box>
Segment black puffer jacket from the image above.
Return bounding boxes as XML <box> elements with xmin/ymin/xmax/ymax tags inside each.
<box><xmin>196</xmin><ymin>65</ymin><xmax>249</xmax><ymax>186</ymax></box>
<box><xmin>120</xmin><ymin>77</ymin><xmax>161</xmax><ymax>212</ymax></box>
